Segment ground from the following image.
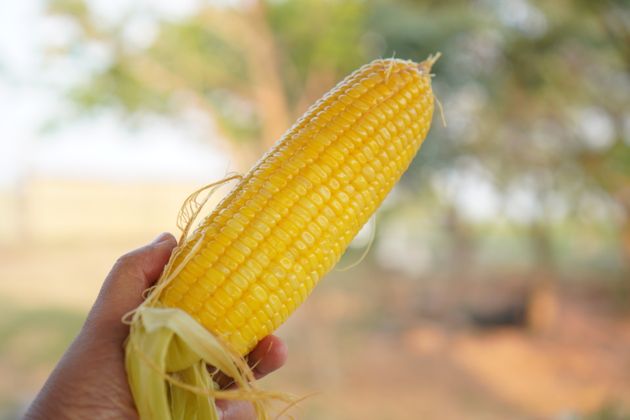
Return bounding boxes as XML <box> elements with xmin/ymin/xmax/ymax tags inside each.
<box><xmin>0</xmin><ymin>180</ymin><xmax>628</xmax><ymax>419</ymax></box>
<box><xmin>1</xmin><ymin>241</ymin><xmax>628</xmax><ymax>419</ymax></box>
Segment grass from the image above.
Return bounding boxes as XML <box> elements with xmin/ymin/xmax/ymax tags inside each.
<box><xmin>0</xmin><ymin>298</ymin><xmax>85</xmax><ymax>417</ymax></box>
<box><xmin>0</xmin><ymin>301</ymin><xmax>84</xmax><ymax>367</ymax></box>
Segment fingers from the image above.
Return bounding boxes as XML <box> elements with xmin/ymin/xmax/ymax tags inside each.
<box><xmin>248</xmin><ymin>335</ymin><xmax>288</xmax><ymax>380</ymax></box>
<box><xmin>214</xmin><ymin>337</ymin><xmax>287</xmax><ymax>419</ymax></box>
<box><xmin>108</xmin><ymin>232</ymin><xmax>177</xmax><ymax>293</ymax></box>
<box><xmin>86</xmin><ymin>232</ymin><xmax>177</xmax><ymax>338</ymax></box>
<box><xmin>216</xmin><ymin>399</ymin><xmax>256</xmax><ymax>420</ymax></box>
<box><xmin>214</xmin><ymin>335</ymin><xmax>288</xmax><ymax>389</ymax></box>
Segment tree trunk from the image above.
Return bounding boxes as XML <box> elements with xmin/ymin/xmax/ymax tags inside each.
<box><xmin>444</xmin><ymin>206</ymin><xmax>474</xmax><ymax>319</ymax></box>
<box><xmin>526</xmin><ymin>222</ymin><xmax>558</xmax><ymax>333</ymax></box>
<box><xmin>445</xmin><ymin>206</ymin><xmax>474</xmax><ymax>280</ymax></box>
<box><xmin>241</xmin><ymin>1</ymin><xmax>291</xmax><ymax>151</ymax></box>
<box><xmin>621</xmin><ymin>219</ymin><xmax>630</xmax><ymax>287</ymax></box>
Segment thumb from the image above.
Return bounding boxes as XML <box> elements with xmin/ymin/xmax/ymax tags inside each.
<box><xmin>86</xmin><ymin>232</ymin><xmax>177</xmax><ymax>340</ymax></box>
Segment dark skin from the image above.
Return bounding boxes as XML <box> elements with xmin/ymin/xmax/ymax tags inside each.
<box><xmin>24</xmin><ymin>233</ymin><xmax>288</xmax><ymax>419</ymax></box>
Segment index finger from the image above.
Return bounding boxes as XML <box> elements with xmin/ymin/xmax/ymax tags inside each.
<box><xmin>247</xmin><ymin>335</ymin><xmax>288</xmax><ymax>380</ymax></box>
<box><xmin>214</xmin><ymin>335</ymin><xmax>288</xmax><ymax>389</ymax></box>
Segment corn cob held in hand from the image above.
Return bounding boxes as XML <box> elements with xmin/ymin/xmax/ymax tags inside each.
<box><xmin>125</xmin><ymin>55</ymin><xmax>439</xmax><ymax>419</ymax></box>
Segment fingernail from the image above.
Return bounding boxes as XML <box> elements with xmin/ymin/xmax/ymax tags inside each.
<box><xmin>151</xmin><ymin>232</ymin><xmax>173</xmax><ymax>244</ymax></box>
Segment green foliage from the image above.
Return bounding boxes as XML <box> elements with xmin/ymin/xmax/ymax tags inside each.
<box><xmin>150</xmin><ymin>20</ymin><xmax>249</xmax><ymax>90</ymax></box>
<box><xmin>70</xmin><ymin>60</ymin><xmax>171</xmax><ymax>113</ymax></box>
<box><xmin>586</xmin><ymin>401</ymin><xmax>630</xmax><ymax>420</ymax></box>
<box><xmin>0</xmin><ymin>301</ymin><xmax>83</xmax><ymax>367</ymax></box>
<box><xmin>46</xmin><ymin>0</ymin><xmax>630</xmax><ymax>271</ymax></box>
<box><xmin>268</xmin><ymin>0</ymin><xmax>366</xmax><ymax>102</ymax></box>
<box><xmin>48</xmin><ymin>0</ymin><xmax>88</xmax><ymax>19</ymax></box>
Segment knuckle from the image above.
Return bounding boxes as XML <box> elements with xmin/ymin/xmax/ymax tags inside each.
<box><xmin>114</xmin><ymin>250</ymin><xmax>142</xmax><ymax>270</ymax></box>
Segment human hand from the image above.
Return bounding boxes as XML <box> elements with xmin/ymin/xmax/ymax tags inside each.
<box><xmin>25</xmin><ymin>233</ymin><xmax>288</xmax><ymax>419</ymax></box>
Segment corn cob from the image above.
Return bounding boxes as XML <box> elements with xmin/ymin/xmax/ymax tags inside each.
<box><xmin>125</xmin><ymin>55</ymin><xmax>438</xmax><ymax>419</ymax></box>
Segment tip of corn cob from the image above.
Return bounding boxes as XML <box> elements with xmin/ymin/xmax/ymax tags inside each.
<box><xmin>418</xmin><ymin>52</ymin><xmax>441</xmax><ymax>75</ymax></box>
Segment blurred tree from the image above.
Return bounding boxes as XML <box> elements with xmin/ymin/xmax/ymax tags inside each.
<box><xmin>47</xmin><ymin>0</ymin><xmax>629</xmax><ymax>287</ymax></box>
<box><xmin>47</xmin><ymin>0</ymin><xmax>367</xmax><ymax>164</ymax></box>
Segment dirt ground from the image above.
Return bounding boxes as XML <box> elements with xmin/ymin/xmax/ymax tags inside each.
<box><xmin>264</xmin><ymin>277</ymin><xmax>630</xmax><ymax>420</ymax></box>
<box><xmin>4</xmin><ymin>241</ymin><xmax>628</xmax><ymax>419</ymax></box>
<box><xmin>0</xmin><ymin>180</ymin><xmax>628</xmax><ymax>419</ymax></box>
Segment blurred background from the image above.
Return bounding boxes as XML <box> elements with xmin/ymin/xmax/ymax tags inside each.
<box><xmin>1</xmin><ymin>0</ymin><xmax>629</xmax><ymax>418</ymax></box>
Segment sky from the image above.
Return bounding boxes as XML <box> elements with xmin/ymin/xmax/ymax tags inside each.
<box><xmin>0</xmin><ymin>0</ymin><xmax>230</xmax><ymax>189</ymax></box>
